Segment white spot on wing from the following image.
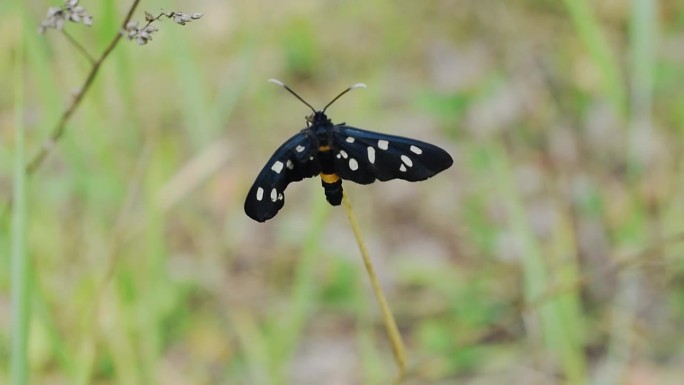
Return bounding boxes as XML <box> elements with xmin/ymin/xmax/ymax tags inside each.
<box><xmin>296</xmin><ymin>145</ymin><xmax>305</xmax><ymax>152</ymax></box>
<box><xmin>339</xmin><ymin>150</ymin><xmax>348</xmax><ymax>159</ymax></box>
<box><xmin>270</xmin><ymin>188</ymin><xmax>278</xmax><ymax>202</ymax></box>
<box><xmin>346</xmin><ymin>136</ymin><xmax>355</xmax><ymax>143</ymax></box>
<box><xmin>278</xmin><ymin>193</ymin><xmax>283</xmax><ymax>201</ymax></box>
<box><xmin>410</xmin><ymin>145</ymin><xmax>423</xmax><ymax>155</ymax></box>
<box><xmin>256</xmin><ymin>187</ymin><xmax>264</xmax><ymax>201</ymax></box>
<box><xmin>399</xmin><ymin>164</ymin><xmax>407</xmax><ymax>172</ymax></box>
<box><xmin>378</xmin><ymin>140</ymin><xmax>389</xmax><ymax>150</ymax></box>
<box><xmin>286</xmin><ymin>160</ymin><xmax>294</xmax><ymax>169</ymax></box>
<box><xmin>401</xmin><ymin>155</ymin><xmax>413</xmax><ymax>167</ymax></box>
<box><xmin>367</xmin><ymin>146</ymin><xmax>376</xmax><ymax>164</ymax></box>
<box><xmin>349</xmin><ymin>158</ymin><xmax>359</xmax><ymax>171</ymax></box>
<box><xmin>271</xmin><ymin>161</ymin><xmax>284</xmax><ymax>173</ymax></box>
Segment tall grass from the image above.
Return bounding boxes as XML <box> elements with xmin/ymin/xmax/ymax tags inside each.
<box><xmin>563</xmin><ymin>1</ymin><xmax>659</xmax><ymax>384</ymax></box>
<box><xmin>10</xmin><ymin>1</ymin><xmax>29</xmax><ymax>384</ymax></box>
<box><xmin>563</xmin><ymin>0</ymin><xmax>627</xmax><ymax>116</ymax></box>
<box><xmin>596</xmin><ymin>1</ymin><xmax>658</xmax><ymax>385</ymax></box>
<box><xmin>487</xmin><ymin>141</ymin><xmax>586</xmax><ymax>384</ymax></box>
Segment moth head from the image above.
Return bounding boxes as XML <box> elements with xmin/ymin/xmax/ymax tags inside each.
<box><xmin>305</xmin><ymin>113</ymin><xmax>315</xmax><ymax>127</ymax></box>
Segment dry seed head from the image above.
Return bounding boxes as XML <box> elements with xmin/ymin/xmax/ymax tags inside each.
<box><xmin>123</xmin><ymin>9</ymin><xmax>203</xmax><ymax>45</ymax></box>
<box><xmin>38</xmin><ymin>0</ymin><xmax>93</xmax><ymax>33</ymax></box>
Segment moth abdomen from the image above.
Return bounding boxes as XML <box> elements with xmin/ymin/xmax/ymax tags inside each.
<box><xmin>321</xmin><ymin>176</ymin><xmax>343</xmax><ymax>206</ymax></box>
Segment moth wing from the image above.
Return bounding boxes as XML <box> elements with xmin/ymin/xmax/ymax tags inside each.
<box><xmin>244</xmin><ymin>133</ymin><xmax>320</xmax><ymax>222</ymax></box>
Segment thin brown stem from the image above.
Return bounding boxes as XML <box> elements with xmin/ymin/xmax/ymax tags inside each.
<box><xmin>61</xmin><ymin>29</ymin><xmax>96</xmax><ymax>64</ymax></box>
<box><xmin>144</xmin><ymin>12</ymin><xmax>168</xmax><ymax>28</ymax></box>
<box><xmin>342</xmin><ymin>193</ymin><xmax>406</xmax><ymax>383</ymax></box>
<box><xmin>26</xmin><ymin>0</ymin><xmax>142</xmax><ymax>175</ymax></box>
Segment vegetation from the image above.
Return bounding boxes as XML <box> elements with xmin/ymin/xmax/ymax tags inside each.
<box><xmin>2</xmin><ymin>0</ymin><xmax>683</xmax><ymax>384</ymax></box>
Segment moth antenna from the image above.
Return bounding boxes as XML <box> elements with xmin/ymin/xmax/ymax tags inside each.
<box><xmin>268</xmin><ymin>79</ymin><xmax>316</xmax><ymax>113</ymax></box>
<box><xmin>323</xmin><ymin>83</ymin><xmax>367</xmax><ymax>113</ymax></box>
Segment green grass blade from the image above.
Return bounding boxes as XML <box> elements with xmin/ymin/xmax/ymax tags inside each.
<box><xmin>355</xmin><ymin>280</ymin><xmax>388</xmax><ymax>385</ymax></box>
<box><xmin>488</xmin><ymin>142</ymin><xmax>586</xmax><ymax>384</ymax></box>
<box><xmin>628</xmin><ymin>0</ymin><xmax>657</xmax><ymax>173</ymax></box>
<box><xmin>563</xmin><ymin>0</ymin><xmax>627</xmax><ymax>116</ymax></box>
<box><xmin>230</xmin><ymin>310</ymin><xmax>277</xmax><ymax>385</ymax></box>
<box><xmin>10</xmin><ymin>2</ymin><xmax>29</xmax><ymax>383</ymax></box>
<box><xmin>595</xmin><ymin>2</ymin><xmax>657</xmax><ymax>383</ymax></box>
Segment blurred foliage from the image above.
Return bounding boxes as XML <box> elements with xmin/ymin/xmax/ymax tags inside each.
<box><xmin>2</xmin><ymin>0</ymin><xmax>684</xmax><ymax>384</ymax></box>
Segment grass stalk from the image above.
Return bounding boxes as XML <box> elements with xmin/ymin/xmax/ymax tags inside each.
<box><xmin>10</xmin><ymin>3</ymin><xmax>29</xmax><ymax>383</ymax></box>
<box><xmin>628</xmin><ymin>0</ymin><xmax>658</xmax><ymax>171</ymax></box>
<box><xmin>230</xmin><ymin>310</ymin><xmax>276</xmax><ymax>385</ymax></box>
<box><xmin>355</xmin><ymin>278</ymin><xmax>387</xmax><ymax>385</ymax></box>
<box><xmin>61</xmin><ymin>30</ymin><xmax>96</xmax><ymax>65</ymax></box>
<box><xmin>25</xmin><ymin>0</ymin><xmax>142</xmax><ymax>174</ymax></box>
<box><xmin>563</xmin><ymin>0</ymin><xmax>627</xmax><ymax>115</ymax></box>
<box><xmin>628</xmin><ymin>0</ymin><xmax>657</xmax><ymax>173</ymax></box>
<box><xmin>342</xmin><ymin>193</ymin><xmax>406</xmax><ymax>382</ymax></box>
<box><xmin>0</xmin><ymin>0</ymin><xmax>143</xmax><ymax>224</ymax></box>
<box><xmin>487</xmin><ymin>141</ymin><xmax>586</xmax><ymax>384</ymax></box>
<box><xmin>595</xmin><ymin>1</ymin><xmax>657</xmax><ymax>383</ymax></box>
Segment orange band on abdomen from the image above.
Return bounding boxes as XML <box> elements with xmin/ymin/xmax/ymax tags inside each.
<box><xmin>320</xmin><ymin>173</ymin><xmax>340</xmax><ymax>184</ymax></box>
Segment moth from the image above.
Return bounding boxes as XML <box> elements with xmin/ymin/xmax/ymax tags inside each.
<box><xmin>244</xmin><ymin>80</ymin><xmax>453</xmax><ymax>222</ymax></box>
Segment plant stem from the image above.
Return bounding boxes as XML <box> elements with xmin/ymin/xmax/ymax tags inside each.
<box><xmin>11</xmin><ymin>2</ymin><xmax>29</xmax><ymax>383</ymax></box>
<box><xmin>26</xmin><ymin>0</ymin><xmax>143</xmax><ymax>174</ymax></box>
<box><xmin>61</xmin><ymin>29</ymin><xmax>96</xmax><ymax>64</ymax></box>
<box><xmin>562</xmin><ymin>0</ymin><xmax>627</xmax><ymax>116</ymax></box>
<box><xmin>342</xmin><ymin>193</ymin><xmax>406</xmax><ymax>382</ymax></box>
<box><xmin>627</xmin><ymin>0</ymin><xmax>657</xmax><ymax>175</ymax></box>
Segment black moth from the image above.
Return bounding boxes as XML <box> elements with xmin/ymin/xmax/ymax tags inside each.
<box><xmin>244</xmin><ymin>79</ymin><xmax>453</xmax><ymax>222</ymax></box>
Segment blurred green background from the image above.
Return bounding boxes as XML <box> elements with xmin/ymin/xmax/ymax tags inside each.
<box><xmin>2</xmin><ymin>0</ymin><xmax>684</xmax><ymax>384</ymax></box>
